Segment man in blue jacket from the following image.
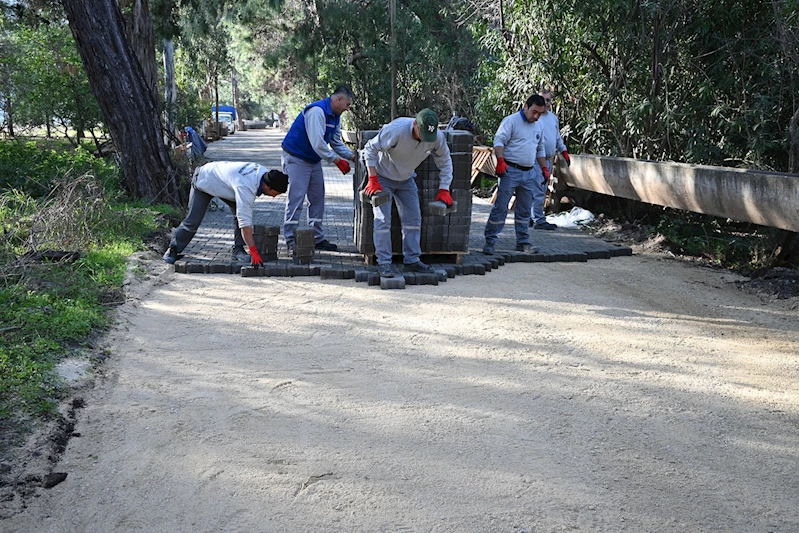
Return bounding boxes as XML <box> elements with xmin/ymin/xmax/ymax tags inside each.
<box><xmin>281</xmin><ymin>85</ymin><xmax>356</xmax><ymax>252</ymax></box>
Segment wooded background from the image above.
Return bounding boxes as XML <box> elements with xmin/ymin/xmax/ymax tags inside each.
<box><xmin>1</xmin><ymin>0</ymin><xmax>797</xmax><ymax>203</ymax></box>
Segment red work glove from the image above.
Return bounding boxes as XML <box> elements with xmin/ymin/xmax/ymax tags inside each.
<box><xmin>435</xmin><ymin>189</ymin><xmax>453</xmax><ymax>206</ymax></box>
<box><xmin>541</xmin><ymin>166</ymin><xmax>551</xmax><ymax>181</ymax></box>
<box><xmin>495</xmin><ymin>157</ymin><xmax>508</xmax><ymax>176</ymax></box>
<box><xmin>364</xmin><ymin>175</ymin><xmax>383</xmax><ymax>195</ymax></box>
<box><xmin>248</xmin><ymin>246</ymin><xmax>263</xmax><ymax>268</ymax></box>
<box><xmin>561</xmin><ymin>150</ymin><xmax>571</xmax><ymax>166</ymax></box>
<box><xmin>335</xmin><ymin>159</ymin><xmax>351</xmax><ymax>174</ymax></box>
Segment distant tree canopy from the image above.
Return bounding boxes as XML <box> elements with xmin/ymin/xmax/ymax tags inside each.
<box><xmin>1</xmin><ymin>0</ymin><xmax>798</xmax><ymax>205</ymax></box>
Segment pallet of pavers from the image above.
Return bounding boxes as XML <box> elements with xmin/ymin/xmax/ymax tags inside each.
<box><xmin>354</xmin><ymin>129</ymin><xmax>473</xmax><ymax>266</ymax></box>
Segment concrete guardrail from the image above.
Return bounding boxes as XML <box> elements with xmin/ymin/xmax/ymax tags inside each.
<box><xmin>558</xmin><ymin>155</ymin><xmax>799</xmax><ymax>232</ymax></box>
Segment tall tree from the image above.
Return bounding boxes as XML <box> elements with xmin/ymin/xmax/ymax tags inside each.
<box><xmin>61</xmin><ymin>0</ymin><xmax>181</xmax><ymax>204</ymax></box>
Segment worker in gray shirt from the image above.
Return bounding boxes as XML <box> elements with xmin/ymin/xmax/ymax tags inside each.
<box><xmin>483</xmin><ymin>94</ymin><xmax>548</xmax><ymax>255</ymax></box>
<box><xmin>533</xmin><ymin>89</ymin><xmax>570</xmax><ymax>230</ymax></box>
<box><xmin>362</xmin><ymin>108</ymin><xmax>454</xmax><ymax>278</ymax></box>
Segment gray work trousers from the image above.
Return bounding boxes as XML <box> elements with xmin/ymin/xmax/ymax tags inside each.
<box><xmin>282</xmin><ymin>151</ymin><xmax>326</xmax><ymax>246</ymax></box>
<box><xmin>373</xmin><ymin>176</ymin><xmax>422</xmax><ymax>265</ymax></box>
<box><xmin>169</xmin><ymin>181</ymin><xmax>244</xmax><ymax>253</ymax></box>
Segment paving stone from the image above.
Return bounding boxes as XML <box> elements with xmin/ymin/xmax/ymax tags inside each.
<box><xmin>208</xmin><ymin>263</ymin><xmax>232</xmax><ymax>274</ymax></box>
<box><xmin>381</xmin><ymin>276</ymin><xmax>406</xmax><ymax>289</ymax></box>
<box><xmin>403</xmin><ymin>272</ymin><xmax>418</xmax><ymax>285</ymax></box>
<box><xmin>354</xmin><ymin>270</ymin><xmax>371</xmax><ymax>282</ymax></box>
<box><xmin>442</xmin><ymin>266</ymin><xmax>456</xmax><ymax>278</ymax></box>
<box><xmin>321</xmin><ymin>268</ymin><xmax>344</xmax><ymax>280</ymax></box>
<box><xmin>241</xmin><ymin>266</ymin><xmax>263</xmax><ymax>277</ymax></box>
<box><xmin>186</xmin><ymin>263</ymin><xmax>205</xmax><ymax>274</ymax></box>
<box><xmin>367</xmin><ymin>273</ymin><xmax>381</xmax><ymax>286</ymax></box>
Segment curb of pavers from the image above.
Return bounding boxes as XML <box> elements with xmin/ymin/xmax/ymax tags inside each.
<box><xmin>172</xmin><ymin>243</ymin><xmax>633</xmax><ymax>289</ymax></box>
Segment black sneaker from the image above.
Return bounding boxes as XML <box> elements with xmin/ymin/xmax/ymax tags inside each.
<box><xmin>533</xmin><ymin>221</ymin><xmax>558</xmax><ymax>230</ymax></box>
<box><xmin>231</xmin><ymin>248</ymin><xmax>251</xmax><ymax>262</ymax></box>
<box><xmin>378</xmin><ymin>264</ymin><xmax>394</xmax><ymax>278</ymax></box>
<box><xmin>162</xmin><ymin>246</ymin><xmax>178</xmax><ymax>264</ymax></box>
<box><xmin>482</xmin><ymin>244</ymin><xmax>495</xmax><ymax>255</ymax></box>
<box><xmin>404</xmin><ymin>260</ymin><xmax>435</xmax><ymax>273</ymax></box>
<box><xmin>315</xmin><ymin>239</ymin><xmax>338</xmax><ymax>251</ymax></box>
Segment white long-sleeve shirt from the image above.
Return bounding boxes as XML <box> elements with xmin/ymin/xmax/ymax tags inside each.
<box><xmin>493</xmin><ymin>110</ymin><xmax>546</xmax><ymax>167</ymax></box>
<box><xmin>194</xmin><ymin>161</ymin><xmax>266</xmax><ymax>229</ymax></box>
<box><xmin>363</xmin><ymin>117</ymin><xmax>453</xmax><ymax>189</ymax></box>
<box><xmin>304</xmin><ymin>106</ymin><xmax>354</xmax><ymax>163</ymax></box>
<box><xmin>537</xmin><ymin>111</ymin><xmax>567</xmax><ymax>159</ymax></box>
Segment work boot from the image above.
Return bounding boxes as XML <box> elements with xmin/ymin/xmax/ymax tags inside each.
<box><xmin>482</xmin><ymin>243</ymin><xmax>495</xmax><ymax>255</ymax></box>
<box><xmin>533</xmin><ymin>221</ymin><xmax>558</xmax><ymax>230</ymax></box>
<box><xmin>162</xmin><ymin>246</ymin><xmax>178</xmax><ymax>264</ymax></box>
<box><xmin>315</xmin><ymin>239</ymin><xmax>338</xmax><ymax>251</ymax></box>
<box><xmin>378</xmin><ymin>263</ymin><xmax>394</xmax><ymax>278</ymax></box>
<box><xmin>515</xmin><ymin>243</ymin><xmax>537</xmax><ymax>253</ymax></box>
<box><xmin>231</xmin><ymin>247</ymin><xmax>250</xmax><ymax>263</ymax></box>
<box><xmin>404</xmin><ymin>260</ymin><xmax>435</xmax><ymax>274</ymax></box>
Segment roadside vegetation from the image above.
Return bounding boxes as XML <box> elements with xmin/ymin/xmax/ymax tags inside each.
<box><xmin>0</xmin><ymin>140</ymin><xmax>174</xmax><ymax>454</ymax></box>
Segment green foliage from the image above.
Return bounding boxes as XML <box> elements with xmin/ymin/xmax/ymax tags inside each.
<box><xmin>244</xmin><ymin>0</ymin><xmax>481</xmax><ymax>130</ymax></box>
<box><xmin>653</xmin><ymin>213</ymin><xmax>768</xmax><ymax>268</ymax></box>
<box><xmin>0</xmin><ymin>142</ymin><xmax>166</xmax><ymax>423</ymax></box>
<box><xmin>470</xmin><ymin>0</ymin><xmax>799</xmax><ymax>172</ymax></box>
<box><xmin>0</xmin><ymin>20</ymin><xmax>104</xmax><ymax>142</ymax></box>
<box><xmin>0</xmin><ymin>140</ymin><xmax>121</xmax><ymax>198</ymax></box>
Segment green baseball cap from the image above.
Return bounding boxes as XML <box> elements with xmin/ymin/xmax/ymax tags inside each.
<box><xmin>415</xmin><ymin>108</ymin><xmax>439</xmax><ymax>142</ymax></box>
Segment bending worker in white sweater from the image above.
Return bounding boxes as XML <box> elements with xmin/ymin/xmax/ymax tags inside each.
<box><xmin>163</xmin><ymin>161</ymin><xmax>288</xmax><ymax>267</ymax></box>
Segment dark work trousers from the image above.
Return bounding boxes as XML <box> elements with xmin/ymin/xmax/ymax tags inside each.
<box><xmin>169</xmin><ymin>183</ymin><xmax>244</xmax><ymax>253</ymax></box>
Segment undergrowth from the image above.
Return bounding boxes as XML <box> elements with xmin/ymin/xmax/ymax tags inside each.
<box><xmin>0</xmin><ymin>141</ymin><xmax>168</xmax><ymax>433</ymax></box>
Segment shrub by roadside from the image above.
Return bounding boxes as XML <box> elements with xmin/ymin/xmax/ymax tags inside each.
<box><xmin>0</xmin><ymin>141</ymin><xmax>175</xmax><ymax>508</ymax></box>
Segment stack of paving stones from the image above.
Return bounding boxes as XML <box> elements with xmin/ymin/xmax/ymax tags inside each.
<box><xmin>254</xmin><ymin>225</ymin><xmax>280</xmax><ymax>262</ymax></box>
<box><xmin>353</xmin><ymin>129</ymin><xmax>473</xmax><ymax>260</ymax></box>
<box><xmin>292</xmin><ymin>228</ymin><xmax>315</xmax><ymax>264</ymax></box>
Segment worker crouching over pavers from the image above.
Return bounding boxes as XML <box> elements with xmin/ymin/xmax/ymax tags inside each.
<box><xmin>163</xmin><ymin>161</ymin><xmax>289</xmax><ymax>267</ymax></box>
<box><xmin>362</xmin><ymin>108</ymin><xmax>454</xmax><ymax>278</ymax></box>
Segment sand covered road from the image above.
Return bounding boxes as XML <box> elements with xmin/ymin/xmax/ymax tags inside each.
<box><xmin>3</xmin><ymin>251</ymin><xmax>798</xmax><ymax>532</ymax></box>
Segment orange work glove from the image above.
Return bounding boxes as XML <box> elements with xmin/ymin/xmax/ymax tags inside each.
<box><xmin>335</xmin><ymin>159</ymin><xmax>351</xmax><ymax>174</ymax></box>
<box><xmin>495</xmin><ymin>157</ymin><xmax>508</xmax><ymax>176</ymax></box>
<box><xmin>248</xmin><ymin>246</ymin><xmax>263</xmax><ymax>267</ymax></box>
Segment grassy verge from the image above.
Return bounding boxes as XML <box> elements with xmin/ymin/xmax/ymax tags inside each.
<box><xmin>0</xmin><ymin>140</ymin><xmax>173</xmax><ymax>446</ymax></box>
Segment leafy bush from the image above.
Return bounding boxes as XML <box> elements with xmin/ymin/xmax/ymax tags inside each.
<box><xmin>0</xmin><ymin>141</ymin><xmax>121</xmax><ymax>199</ymax></box>
<box><xmin>0</xmin><ymin>162</ymin><xmax>165</xmax><ymax>423</ymax></box>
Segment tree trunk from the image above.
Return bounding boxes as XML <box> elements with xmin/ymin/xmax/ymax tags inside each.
<box><xmin>163</xmin><ymin>38</ymin><xmax>177</xmax><ymax>142</ymax></box>
<box><xmin>62</xmin><ymin>0</ymin><xmax>181</xmax><ymax>204</ymax></box>
<box><xmin>790</xmin><ymin>107</ymin><xmax>799</xmax><ymax>174</ymax></box>
<box><xmin>119</xmin><ymin>0</ymin><xmax>159</xmax><ymax>107</ymax></box>
<box><xmin>232</xmin><ymin>66</ymin><xmax>243</xmax><ymax>130</ymax></box>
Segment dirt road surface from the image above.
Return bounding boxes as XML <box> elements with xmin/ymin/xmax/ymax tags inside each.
<box><xmin>2</xmin><ymin>130</ymin><xmax>798</xmax><ymax>532</ymax></box>
<box><xmin>2</xmin><ymin>253</ymin><xmax>797</xmax><ymax>532</ymax></box>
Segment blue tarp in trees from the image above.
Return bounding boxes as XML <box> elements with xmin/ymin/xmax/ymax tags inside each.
<box><xmin>185</xmin><ymin>126</ymin><xmax>207</xmax><ymax>159</ymax></box>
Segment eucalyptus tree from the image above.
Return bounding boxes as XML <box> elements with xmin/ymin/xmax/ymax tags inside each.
<box><xmin>469</xmin><ymin>0</ymin><xmax>799</xmax><ymax>172</ymax></box>
<box><xmin>245</xmin><ymin>0</ymin><xmax>480</xmax><ymax>130</ymax></box>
